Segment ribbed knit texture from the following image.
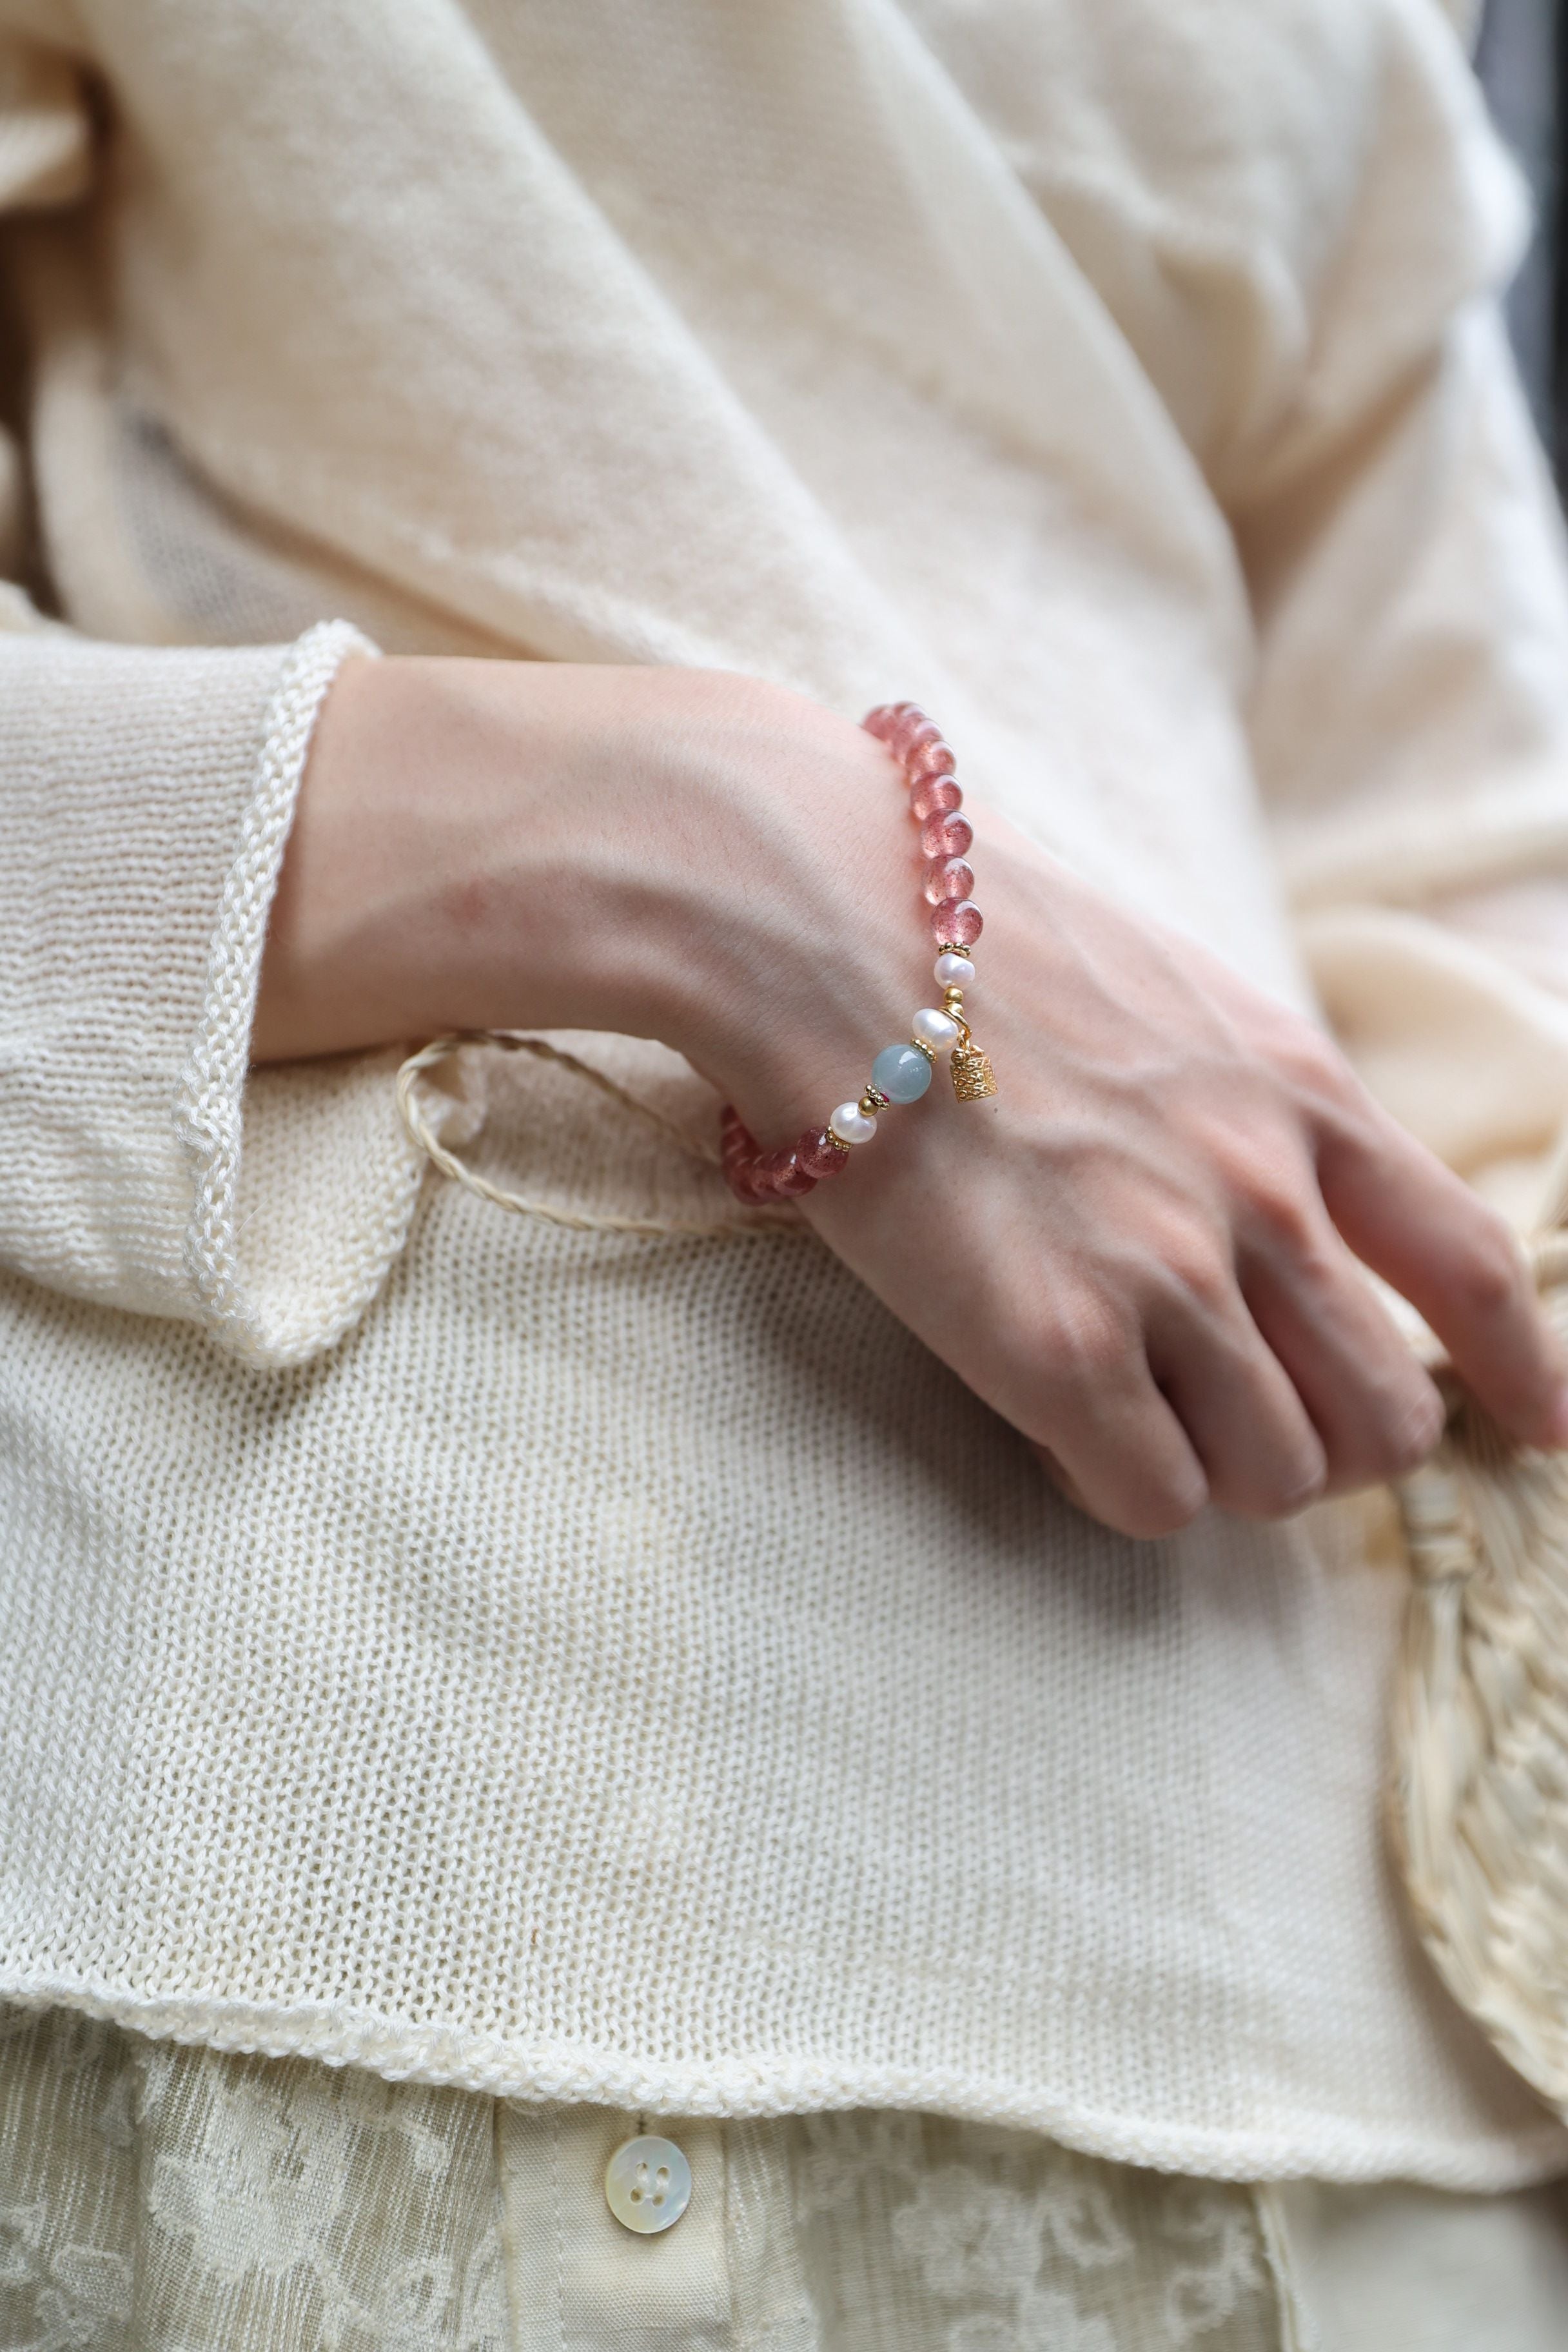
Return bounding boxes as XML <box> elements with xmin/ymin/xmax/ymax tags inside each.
<box><xmin>5</xmin><ymin>0</ymin><xmax>1568</xmax><ymax>2185</ymax></box>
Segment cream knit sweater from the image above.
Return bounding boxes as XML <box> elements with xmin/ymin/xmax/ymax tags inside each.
<box><xmin>4</xmin><ymin>0</ymin><xmax>1568</xmax><ymax>2188</ymax></box>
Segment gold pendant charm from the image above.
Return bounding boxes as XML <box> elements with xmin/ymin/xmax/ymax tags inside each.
<box><xmin>950</xmin><ymin>1042</ymin><xmax>997</xmax><ymax>1102</ymax></box>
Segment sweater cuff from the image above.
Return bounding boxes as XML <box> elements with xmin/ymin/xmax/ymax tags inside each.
<box><xmin>0</xmin><ymin>618</ymin><xmax>459</xmax><ymax>1363</ymax></box>
<box><xmin>175</xmin><ymin>622</ymin><xmax>449</xmax><ymax>1366</ymax></box>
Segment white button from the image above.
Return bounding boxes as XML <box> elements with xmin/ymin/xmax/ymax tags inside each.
<box><xmin>604</xmin><ymin>2133</ymin><xmax>692</xmax><ymax>2233</ymax></box>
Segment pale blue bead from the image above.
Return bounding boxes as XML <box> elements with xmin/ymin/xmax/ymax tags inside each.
<box><xmin>871</xmin><ymin>1043</ymin><xmax>932</xmax><ymax>1104</ymax></box>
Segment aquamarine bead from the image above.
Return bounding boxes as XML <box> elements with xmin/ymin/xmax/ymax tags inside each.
<box><xmin>870</xmin><ymin>1042</ymin><xmax>933</xmax><ymax>1104</ymax></box>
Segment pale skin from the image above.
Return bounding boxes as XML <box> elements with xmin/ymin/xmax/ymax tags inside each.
<box><xmin>253</xmin><ymin>656</ymin><xmax>1568</xmax><ymax>1540</ymax></box>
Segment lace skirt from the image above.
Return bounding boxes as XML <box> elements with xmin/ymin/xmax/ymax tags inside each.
<box><xmin>2</xmin><ymin>2006</ymin><xmax>1566</xmax><ymax>2352</ymax></box>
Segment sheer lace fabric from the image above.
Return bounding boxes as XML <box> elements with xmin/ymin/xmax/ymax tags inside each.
<box><xmin>4</xmin><ymin>2006</ymin><xmax>1567</xmax><ymax>2351</ymax></box>
<box><xmin>0</xmin><ymin>2006</ymin><xmax>1286</xmax><ymax>2351</ymax></box>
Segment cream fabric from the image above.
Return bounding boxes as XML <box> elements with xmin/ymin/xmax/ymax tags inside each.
<box><xmin>1268</xmin><ymin>2177</ymin><xmax>1568</xmax><ymax>2352</ymax></box>
<box><xmin>9</xmin><ymin>2004</ymin><xmax>1568</xmax><ymax>2352</ymax></box>
<box><xmin>4</xmin><ymin>0</ymin><xmax>1568</xmax><ymax>2184</ymax></box>
<box><xmin>3</xmin><ymin>2006</ymin><xmax>1567</xmax><ymax>2352</ymax></box>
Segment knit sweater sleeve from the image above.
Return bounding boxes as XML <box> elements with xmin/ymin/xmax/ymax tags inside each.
<box><xmin>0</xmin><ymin>26</ymin><xmax>447</xmax><ymax>1365</ymax></box>
<box><xmin>0</xmin><ymin>614</ymin><xmax>451</xmax><ymax>1364</ymax></box>
<box><xmin>1235</xmin><ymin>0</ymin><xmax>1568</xmax><ymax>1220</ymax></box>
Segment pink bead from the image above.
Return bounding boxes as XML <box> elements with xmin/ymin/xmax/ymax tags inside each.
<box><xmin>797</xmin><ymin>1126</ymin><xmax>850</xmax><ymax>1180</ymax></box>
<box><xmin>890</xmin><ymin>710</ymin><xmax>934</xmax><ymax>756</ymax></box>
<box><xmin>931</xmin><ymin>897</ymin><xmax>983</xmax><ymax>947</ymax></box>
<box><xmin>906</xmin><ymin>739</ymin><xmax>956</xmax><ymax>783</ymax></box>
<box><xmin>923</xmin><ymin>856</ymin><xmax>974</xmax><ymax>906</ymax></box>
<box><xmin>720</xmin><ymin>1109</ymin><xmax>778</xmax><ymax>1202</ymax></box>
<box><xmin>910</xmin><ymin>775</ymin><xmax>962</xmax><ymax>822</ymax></box>
<box><xmin>863</xmin><ymin>704</ymin><xmax>906</xmax><ymax>741</ymax></box>
<box><xmin>919</xmin><ymin>809</ymin><xmax>974</xmax><ymax>860</ymax></box>
<box><xmin>759</xmin><ymin>1147</ymin><xmax>815</xmax><ymax>1198</ymax></box>
<box><xmin>724</xmin><ymin>1157</ymin><xmax>768</xmax><ymax>1204</ymax></box>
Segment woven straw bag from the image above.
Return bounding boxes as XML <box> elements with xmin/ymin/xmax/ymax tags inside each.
<box><xmin>1389</xmin><ymin>1213</ymin><xmax>1568</xmax><ymax>2119</ymax></box>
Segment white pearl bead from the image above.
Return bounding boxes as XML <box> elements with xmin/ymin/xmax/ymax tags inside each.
<box><xmin>911</xmin><ymin>1006</ymin><xmax>960</xmax><ymax>1050</ymax></box>
<box><xmin>829</xmin><ymin>1101</ymin><xmax>877</xmax><ymax>1146</ymax></box>
<box><xmin>934</xmin><ymin>952</ymin><xmax>975</xmax><ymax>988</ymax></box>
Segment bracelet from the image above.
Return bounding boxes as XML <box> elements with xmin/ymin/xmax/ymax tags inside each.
<box><xmin>720</xmin><ymin>703</ymin><xmax>997</xmax><ymax>1205</ymax></box>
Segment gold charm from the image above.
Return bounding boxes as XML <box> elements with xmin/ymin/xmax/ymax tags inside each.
<box><xmin>950</xmin><ymin>1042</ymin><xmax>997</xmax><ymax>1102</ymax></box>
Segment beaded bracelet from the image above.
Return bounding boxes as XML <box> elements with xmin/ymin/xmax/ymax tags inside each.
<box><xmin>720</xmin><ymin>704</ymin><xmax>997</xmax><ymax>1204</ymax></box>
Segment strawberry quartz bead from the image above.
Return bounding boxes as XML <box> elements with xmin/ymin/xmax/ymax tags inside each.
<box><xmin>734</xmin><ymin>1150</ymin><xmax>783</xmax><ymax>1200</ymax></box>
<box><xmin>723</xmin><ymin>1154</ymin><xmax>770</xmax><ymax>1204</ymax></box>
<box><xmin>932</xmin><ymin>897</ymin><xmax>983</xmax><ymax>947</ymax></box>
<box><xmin>864</xmin><ymin>703</ymin><xmax>914</xmax><ymax>742</ymax></box>
<box><xmin>924</xmin><ymin>856</ymin><xmax>974</xmax><ymax>905</ymax></box>
<box><xmin>720</xmin><ymin>1109</ymin><xmax>773</xmax><ymax>1202</ymax></box>
<box><xmin>910</xmin><ymin>774</ymin><xmax>962</xmax><ymax>822</ymax></box>
<box><xmin>760</xmin><ymin>1147</ymin><xmax>816</xmax><ymax>1198</ymax></box>
<box><xmin>919</xmin><ymin>808</ymin><xmax>974</xmax><ymax>860</ymax></box>
<box><xmin>797</xmin><ymin>1126</ymin><xmax>851</xmax><ymax>1180</ymax></box>
<box><xmin>906</xmin><ymin>738</ymin><xmax>957</xmax><ymax>783</ymax></box>
<box><xmin>898</xmin><ymin>723</ymin><xmax>943</xmax><ymax>765</ymax></box>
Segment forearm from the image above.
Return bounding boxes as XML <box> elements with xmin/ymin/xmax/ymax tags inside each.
<box><xmin>253</xmin><ymin>648</ymin><xmax>1568</xmax><ymax>1538</ymax></box>
<box><xmin>252</xmin><ymin>655</ymin><xmax>912</xmax><ymax>1113</ymax></box>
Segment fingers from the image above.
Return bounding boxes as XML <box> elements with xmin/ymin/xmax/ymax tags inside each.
<box><xmin>1319</xmin><ymin>1110</ymin><xmax>1568</xmax><ymax>1451</ymax></box>
<box><xmin>1027</xmin><ymin>1211</ymin><xmax>1431</xmax><ymax>1536</ymax></box>
<box><xmin>1239</xmin><ymin>1220</ymin><xmax>1446</xmax><ymax>1492</ymax></box>
<box><xmin>1024</xmin><ymin>1293</ymin><xmax>1210</xmax><ymax>1541</ymax></box>
<box><xmin>1143</xmin><ymin>1274</ymin><xmax>1328</xmax><ymax>1518</ymax></box>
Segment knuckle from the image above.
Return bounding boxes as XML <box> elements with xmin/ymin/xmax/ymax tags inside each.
<box><xmin>1028</xmin><ymin>1442</ymin><xmax>1205</xmax><ymax>1542</ymax></box>
<box><xmin>1217</xmin><ymin>1453</ymin><xmax>1326</xmax><ymax>1522</ymax></box>
<box><xmin>1147</xmin><ymin>1224</ymin><xmax>1234</xmax><ymax>1318</ymax></box>
<box><xmin>1383</xmin><ymin>1393</ymin><xmax>1446</xmax><ymax>1477</ymax></box>
<box><xmin>1116</xmin><ymin>1475</ymin><xmax>1208</xmax><ymax>1542</ymax></box>
<box><xmin>1347</xmin><ymin>1384</ymin><xmax>1445</xmax><ymax>1484</ymax></box>
<box><xmin>1039</xmin><ymin>1288</ymin><xmax>1139</xmax><ymax>1387</ymax></box>
<box><xmin>1239</xmin><ymin>1177</ymin><xmax>1321</xmax><ymax>1264</ymax></box>
<box><xmin>1450</xmin><ymin>1217</ymin><xmax>1525</xmax><ymax>1321</ymax></box>
<box><xmin>1271</xmin><ymin>1017</ymin><xmax>1353</xmax><ymax>1106</ymax></box>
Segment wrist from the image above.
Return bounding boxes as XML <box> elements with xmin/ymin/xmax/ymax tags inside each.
<box><xmin>252</xmin><ymin>654</ymin><xmax>914</xmax><ymax>1098</ymax></box>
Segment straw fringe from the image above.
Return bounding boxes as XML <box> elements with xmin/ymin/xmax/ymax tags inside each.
<box><xmin>1391</xmin><ymin>1237</ymin><xmax>1568</xmax><ymax>2119</ymax></box>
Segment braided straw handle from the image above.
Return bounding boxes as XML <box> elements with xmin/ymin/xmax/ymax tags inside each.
<box><xmin>1390</xmin><ymin>1220</ymin><xmax>1568</xmax><ymax>2116</ymax></box>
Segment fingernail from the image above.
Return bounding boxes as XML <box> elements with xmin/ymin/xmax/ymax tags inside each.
<box><xmin>1281</xmin><ymin>1467</ymin><xmax>1328</xmax><ymax>1516</ymax></box>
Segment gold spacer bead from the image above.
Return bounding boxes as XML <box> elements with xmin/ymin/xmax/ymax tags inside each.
<box><xmin>943</xmin><ymin>986</ymin><xmax>965</xmax><ymax>1011</ymax></box>
<box><xmin>860</xmin><ymin>1088</ymin><xmax>888</xmax><ymax>1117</ymax></box>
<box><xmin>910</xmin><ymin>1037</ymin><xmax>937</xmax><ymax>1063</ymax></box>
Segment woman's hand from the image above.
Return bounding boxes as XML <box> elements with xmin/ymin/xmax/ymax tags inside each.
<box><xmin>788</xmin><ymin>829</ymin><xmax>1568</xmax><ymax>1534</ymax></box>
<box><xmin>255</xmin><ymin>656</ymin><xmax>1568</xmax><ymax>1538</ymax></box>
